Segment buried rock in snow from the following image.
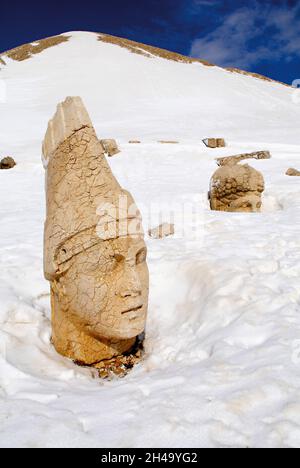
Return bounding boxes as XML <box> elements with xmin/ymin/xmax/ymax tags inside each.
<box><xmin>286</xmin><ymin>168</ymin><xmax>300</xmax><ymax>176</ymax></box>
<box><xmin>42</xmin><ymin>97</ymin><xmax>149</xmax><ymax>376</ymax></box>
<box><xmin>203</xmin><ymin>138</ymin><xmax>226</xmax><ymax>148</ymax></box>
<box><xmin>216</xmin><ymin>151</ymin><xmax>271</xmax><ymax>167</ymax></box>
<box><xmin>0</xmin><ymin>156</ymin><xmax>16</xmax><ymax>169</ymax></box>
<box><xmin>158</xmin><ymin>140</ymin><xmax>179</xmax><ymax>144</ymax></box>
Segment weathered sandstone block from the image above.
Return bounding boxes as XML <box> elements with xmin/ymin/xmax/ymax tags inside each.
<box><xmin>216</xmin><ymin>151</ymin><xmax>271</xmax><ymax>167</ymax></box>
<box><xmin>203</xmin><ymin>138</ymin><xmax>226</xmax><ymax>148</ymax></box>
<box><xmin>286</xmin><ymin>168</ymin><xmax>300</xmax><ymax>176</ymax></box>
<box><xmin>100</xmin><ymin>139</ymin><xmax>120</xmax><ymax>157</ymax></box>
<box><xmin>0</xmin><ymin>156</ymin><xmax>16</xmax><ymax>169</ymax></box>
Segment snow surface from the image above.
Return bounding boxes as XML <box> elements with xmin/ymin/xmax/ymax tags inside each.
<box><xmin>1</xmin><ymin>31</ymin><xmax>300</xmax><ymax>448</ymax></box>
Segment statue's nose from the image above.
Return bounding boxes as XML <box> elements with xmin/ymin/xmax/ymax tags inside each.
<box><xmin>117</xmin><ymin>266</ymin><xmax>142</xmax><ymax>298</ymax></box>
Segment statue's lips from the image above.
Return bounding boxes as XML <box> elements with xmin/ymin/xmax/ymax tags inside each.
<box><xmin>121</xmin><ymin>305</ymin><xmax>143</xmax><ymax>315</ymax></box>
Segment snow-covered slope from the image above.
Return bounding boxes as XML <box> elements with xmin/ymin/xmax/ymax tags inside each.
<box><xmin>1</xmin><ymin>31</ymin><xmax>300</xmax><ymax>448</ymax></box>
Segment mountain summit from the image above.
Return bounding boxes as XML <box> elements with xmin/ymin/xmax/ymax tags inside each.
<box><xmin>0</xmin><ymin>31</ymin><xmax>298</xmax><ymax>156</ymax></box>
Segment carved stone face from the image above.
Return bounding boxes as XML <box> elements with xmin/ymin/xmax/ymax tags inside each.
<box><xmin>228</xmin><ymin>195</ymin><xmax>262</xmax><ymax>213</ymax></box>
<box><xmin>43</xmin><ymin>97</ymin><xmax>149</xmax><ymax>365</ymax></box>
<box><xmin>210</xmin><ymin>164</ymin><xmax>264</xmax><ymax>213</ymax></box>
<box><xmin>53</xmin><ymin>234</ymin><xmax>149</xmax><ymax>341</ymax></box>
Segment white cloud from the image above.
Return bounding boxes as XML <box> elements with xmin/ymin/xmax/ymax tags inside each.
<box><xmin>190</xmin><ymin>2</ymin><xmax>300</xmax><ymax>69</ymax></box>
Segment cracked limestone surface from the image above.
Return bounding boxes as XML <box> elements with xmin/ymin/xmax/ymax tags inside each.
<box><xmin>43</xmin><ymin>97</ymin><xmax>149</xmax><ymax>368</ymax></box>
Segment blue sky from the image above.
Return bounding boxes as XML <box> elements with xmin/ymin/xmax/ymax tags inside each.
<box><xmin>1</xmin><ymin>0</ymin><xmax>299</xmax><ymax>84</ymax></box>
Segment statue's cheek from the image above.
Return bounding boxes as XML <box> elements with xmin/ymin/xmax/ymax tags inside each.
<box><xmin>64</xmin><ymin>274</ymin><xmax>95</xmax><ymax>310</ymax></box>
<box><xmin>139</xmin><ymin>264</ymin><xmax>149</xmax><ymax>288</ymax></box>
<box><xmin>62</xmin><ymin>277</ymin><xmax>76</xmax><ymax>297</ymax></box>
<box><xmin>94</xmin><ymin>283</ymin><xmax>109</xmax><ymax>308</ymax></box>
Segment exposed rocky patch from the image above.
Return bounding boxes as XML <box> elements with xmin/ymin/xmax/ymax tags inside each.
<box><xmin>0</xmin><ymin>35</ymin><xmax>69</xmax><ymax>63</ymax></box>
<box><xmin>98</xmin><ymin>33</ymin><xmax>214</xmax><ymax>66</ymax></box>
<box><xmin>226</xmin><ymin>67</ymin><xmax>289</xmax><ymax>88</ymax></box>
<box><xmin>0</xmin><ymin>31</ymin><xmax>291</xmax><ymax>89</ymax></box>
<box><xmin>98</xmin><ymin>33</ymin><xmax>289</xmax><ymax>87</ymax></box>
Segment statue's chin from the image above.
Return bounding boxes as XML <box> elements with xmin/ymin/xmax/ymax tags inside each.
<box><xmin>88</xmin><ymin>323</ymin><xmax>145</xmax><ymax>342</ymax></box>
<box><xmin>86</xmin><ymin>306</ymin><xmax>147</xmax><ymax>341</ymax></box>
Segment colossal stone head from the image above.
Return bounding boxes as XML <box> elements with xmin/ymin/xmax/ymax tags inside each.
<box><xmin>209</xmin><ymin>163</ymin><xmax>265</xmax><ymax>213</ymax></box>
<box><xmin>43</xmin><ymin>97</ymin><xmax>149</xmax><ymax>366</ymax></box>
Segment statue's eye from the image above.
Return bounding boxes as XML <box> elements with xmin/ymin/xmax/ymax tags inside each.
<box><xmin>107</xmin><ymin>253</ymin><xmax>122</xmax><ymax>265</ymax></box>
<box><xmin>102</xmin><ymin>254</ymin><xmax>120</xmax><ymax>274</ymax></box>
<box><xmin>136</xmin><ymin>249</ymin><xmax>147</xmax><ymax>265</ymax></box>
